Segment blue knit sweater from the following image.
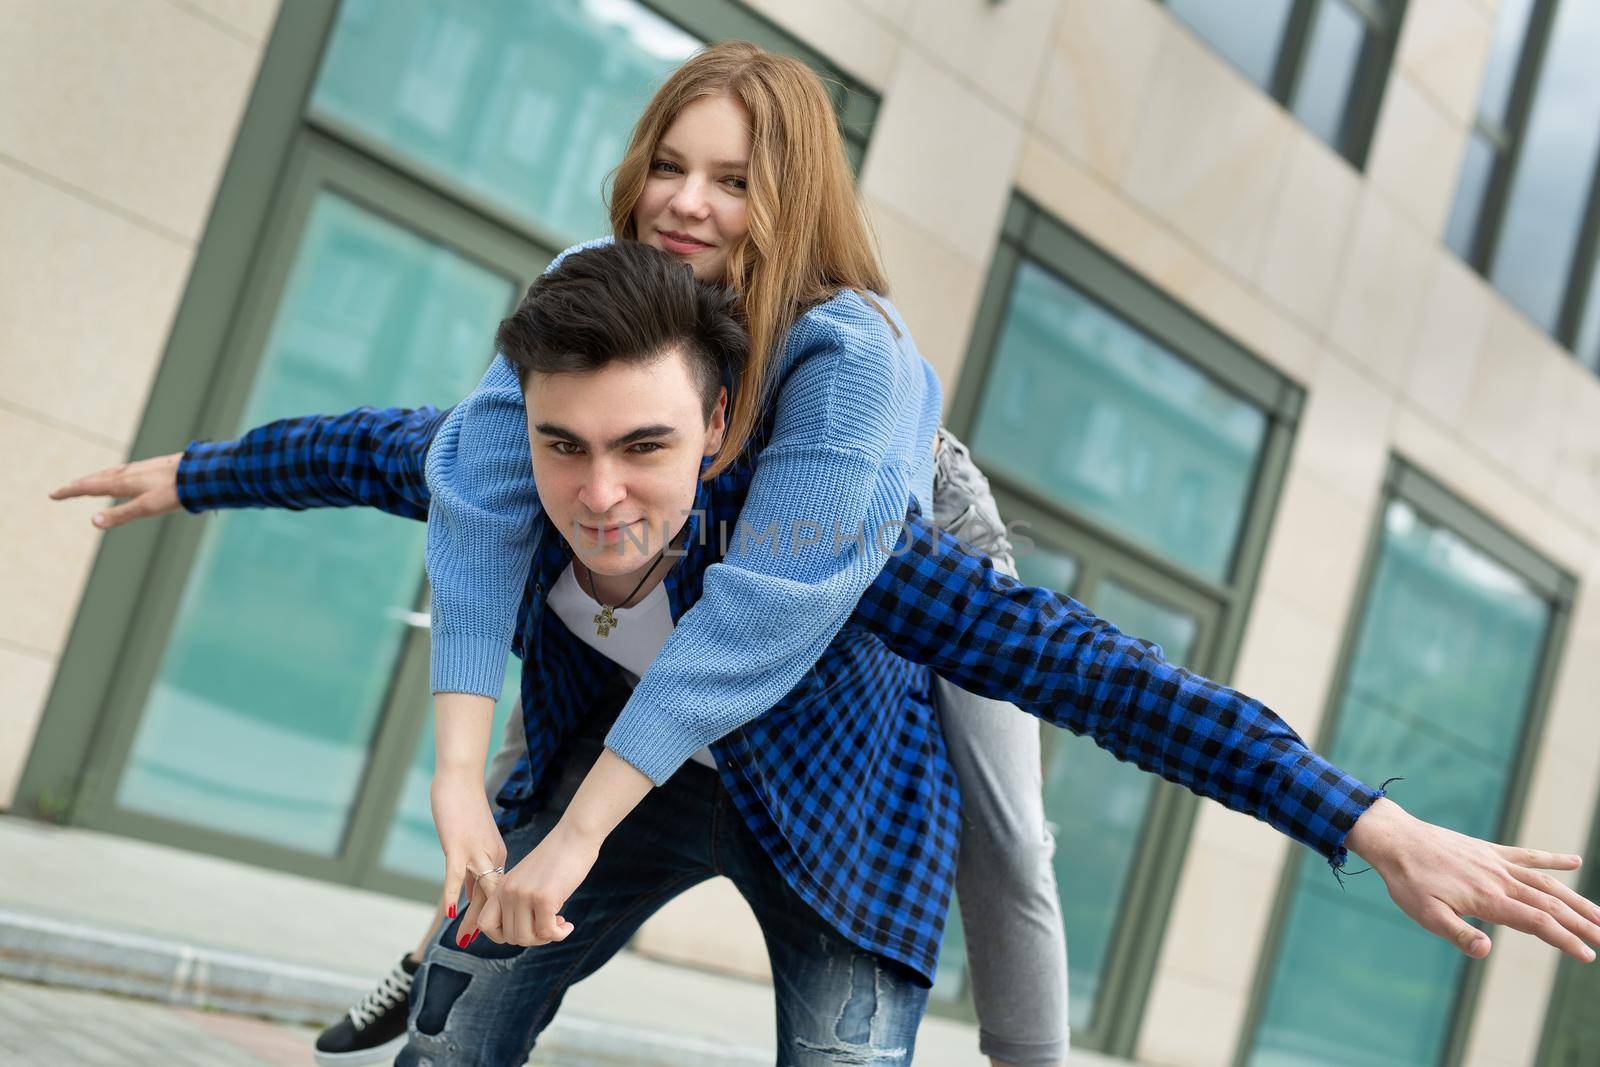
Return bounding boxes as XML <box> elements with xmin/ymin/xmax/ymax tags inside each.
<box><xmin>425</xmin><ymin>237</ymin><xmax>944</xmax><ymax>784</ymax></box>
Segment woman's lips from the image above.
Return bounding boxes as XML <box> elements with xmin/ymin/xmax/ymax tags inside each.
<box><xmin>659</xmin><ymin>230</ymin><xmax>711</xmax><ymax>254</ymax></box>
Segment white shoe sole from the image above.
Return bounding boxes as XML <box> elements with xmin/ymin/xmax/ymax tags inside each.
<box><xmin>312</xmin><ymin>1033</ymin><xmax>408</xmax><ymax>1066</ymax></box>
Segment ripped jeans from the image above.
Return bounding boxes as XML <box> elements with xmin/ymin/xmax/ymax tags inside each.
<box><xmin>397</xmin><ymin>725</ymin><xmax>928</xmax><ymax>1066</ymax></box>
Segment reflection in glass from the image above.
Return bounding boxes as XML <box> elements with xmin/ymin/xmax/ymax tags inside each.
<box><xmin>1020</xmin><ymin>558</ymin><xmax>1200</xmax><ymax>1030</ymax></box>
<box><xmin>1476</xmin><ymin>0</ymin><xmax>1537</xmax><ymax>134</ymax></box>
<box><xmin>380</xmin><ymin>656</ymin><xmax>524</xmax><ymax>879</ymax></box>
<box><xmin>1444</xmin><ymin>133</ymin><xmax>1496</xmax><ymax>260</ymax></box>
<box><xmin>1487</xmin><ymin>0</ymin><xmax>1600</xmax><ymax>331</ymax></box>
<box><xmin>312</xmin><ymin>0</ymin><xmax>700</xmax><ymax>245</ymax></box>
<box><xmin>1248</xmin><ymin>500</ymin><xmax>1552</xmax><ymax>1067</ymax></box>
<box><xmin>1290</xmin><ymin>0</ymin><xmax>1367</xmax><ymax>151</ymax></box>
<box><xmin>1578</xmin><ymin>254</ymin><xmax>1600</xmax><ymax>373</ymax></box>
<box><xmin>116</xmin><ymin>194</ymin><xmax>514</xmax><ymax>854</ymax></box>
<box><xmin>1166</xmin><ymin>0</ymin><xmax>1294</xmax><ymax>89</ymax></box>
<box><xmin>971</xmin><ymin>260</ymin><xmax>1268</xmax><ymax>583</ymax></box>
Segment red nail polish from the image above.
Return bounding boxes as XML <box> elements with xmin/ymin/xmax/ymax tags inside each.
<box><xmin>448</xmin><ymin>904</ymin><xmax>456</xmax><ymax>919</ymax></box>
<box><xmin>458</xmin><ymin>934</ymin><xmax>470</xmax><ymax>948</ymax></box>
<box><xmin>467</xmin><ymin>931</ymin><xmax>479</xmax><ymax>946</ymax></box>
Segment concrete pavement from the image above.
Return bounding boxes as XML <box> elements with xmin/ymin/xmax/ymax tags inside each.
<box><xmin>0</xmin><ymin>815</ymin><xmax>1129</xmax><ymax>1065</ymax></box>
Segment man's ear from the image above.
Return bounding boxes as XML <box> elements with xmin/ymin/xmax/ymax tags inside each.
<box><xmin>705</xmin><ymin>386</ymin><xmax>728</xmax><ymax>455</ymax></box>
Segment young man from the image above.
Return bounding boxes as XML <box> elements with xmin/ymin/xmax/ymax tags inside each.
<box><xmin>59</xmin><ymin>242</ymin><xmax>1600</xmax><ymax>1065</ymax></box>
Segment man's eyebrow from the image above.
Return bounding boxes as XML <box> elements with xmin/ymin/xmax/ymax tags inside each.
<box><xmin>533</xmin><ymin>422</ymin><xmax>679</xmax><ymax>449</ymax></box>
<box><xmin>656</xmin><ymin>141</ymin><xmax>747</xmax><ymax>170</ymax></box>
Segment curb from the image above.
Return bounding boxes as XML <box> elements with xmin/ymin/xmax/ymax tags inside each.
<box><xmin>0</xmin><ymin>909</ymin><xmax>770</xmax><ymax>1066</ymax></box>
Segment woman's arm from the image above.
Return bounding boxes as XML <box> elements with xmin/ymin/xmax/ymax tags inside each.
<box><xmin>603</xmin><ymin>295</ymin><xmax>939</xmax><ymax>783</ymax></box>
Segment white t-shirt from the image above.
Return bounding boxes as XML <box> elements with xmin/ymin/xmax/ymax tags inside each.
<box><xmin>546</xmin><ymin>564</ymin><xmax>717</xmax><ymax>770</ymax></box>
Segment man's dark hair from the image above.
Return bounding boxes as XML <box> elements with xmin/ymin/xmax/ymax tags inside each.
<box><xmin>496</xmin><ymin>241</ymin><xmax>746</xmax><ymax>422</ymax></box>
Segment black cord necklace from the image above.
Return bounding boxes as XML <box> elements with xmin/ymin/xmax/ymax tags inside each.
<box><xmin>578</xmin><ymin>550</ymin><xmax>667</xmax><ymax>638</ymax></box>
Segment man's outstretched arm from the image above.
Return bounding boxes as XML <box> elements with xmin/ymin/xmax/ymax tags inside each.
<box><xmin>51</xmin><ymin>406</ymin><xmax>447</xmax><ymax>523</ymax></box>
<box><xmin>858</xmin><ymin>513</ymin><xmax>1600</xmax><ymax>963</ymax></box>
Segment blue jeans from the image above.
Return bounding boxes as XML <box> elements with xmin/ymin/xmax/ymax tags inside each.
<box><xmin>398</xmin><ymin>725</ymin><xmax>929</xmax><ymax>1066</ymax></box>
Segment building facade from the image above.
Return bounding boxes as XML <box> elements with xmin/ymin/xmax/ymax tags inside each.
<box><xmin>4</xmin><ymin>1</ymin><xmax>1599</xmax><ymax>1064</ymax></box>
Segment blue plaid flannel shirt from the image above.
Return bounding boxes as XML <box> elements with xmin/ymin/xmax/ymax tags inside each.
<box><xmin>177</xmin><ymin>405</ymin><xmax>1383</xmax><ymax>984</ymax></box>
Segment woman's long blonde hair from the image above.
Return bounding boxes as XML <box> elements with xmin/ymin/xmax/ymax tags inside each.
<box><xmin>607</xmin><ymin>41</ymin><xmax>889</xmax><ymax>477</ymax></box>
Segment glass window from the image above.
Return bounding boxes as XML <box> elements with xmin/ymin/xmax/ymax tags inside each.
<box><xmin>1290</xmin><ymin>0</ymin><xmax>1368</xmax><ymax>149</ymax></box>
<box><xmin>1165</xmin><ymin>0</ymin><xmax>1294</xmax><ymax>89</ymax></box>
<box><xmin>1576</xmin><ymin>252</ymin><xmax>1600</xmax><ymax>373</ymax></box>
<box><xmin>1478</xmin><ymin>0</ymin><xmax>1538</xmax><ymax>134</ymax></box>
<box><xmin>311</xmin><ymin>0</ymin><xmax>701</xmax><ymax>245</ymax></box>
<box><xmin>1246</xmin><ymin>498</ymin><xmax>1556</xmax><ymax>1067</ymax></box>
<box><xmin>113</xmin><ymin>193</ymin><xmax>515</xmax><ymax>853</ymax></box>
<box><xmin>1487</xmin><ymin>0</ymin><xmax>1600</xmax><ymax>332</ymax></box>
<box><xmin>1164</xmin><ymin>0</ymin><xmax>1402</xmax><ymax>165</ymax></box>
<box><xmin>970</xmin><ymin>260</ymin><xmax>1268</xmax><ymax>583</ymax></box>
<box><xmin>1444</xmin><ymin>133</ymin><xmax>1496</xmax><ymax>259</ymax></box>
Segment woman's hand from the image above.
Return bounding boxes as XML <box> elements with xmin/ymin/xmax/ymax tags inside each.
<box><xmin>462</xmin><ymin>819</ymin><xmax>598</xmax><ymax>948</ymax></box>
<box><xmin>1349</xmin><ymin>797</ymin><xmax>1600</xmax><ymax>961</ymax></box>
<box><xmin>430</xmin><ymin>769</ymin><xmax>506</xmax><ymax>935</ymax></box>
<box><xmin>49</xmin><ymin>452</ymin><xmax>183</xmax><ymax>529</ymax></box>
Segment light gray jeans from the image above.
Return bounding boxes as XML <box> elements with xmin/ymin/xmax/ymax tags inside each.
<box><xmin>481</xmin><ymin>427</ymin><xmax>1069</xmax><ymax>1066</ymax></box>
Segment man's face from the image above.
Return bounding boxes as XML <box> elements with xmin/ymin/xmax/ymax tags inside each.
<box><xmin>525</xmin><ymin>346</ymin><xmax>726</xmax><ymax>577</ymax></box>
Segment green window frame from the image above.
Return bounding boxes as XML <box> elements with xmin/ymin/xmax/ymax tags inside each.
<box><xmin>943</xmin><ymin>195</ymin><xmax>1303</xmax><ymax>1057</ymax></box>
<box><xmin>1443</xmin><ymin>0</ymin><xmax>1600</xmax><ymax>374</ymax></box>
<box><xmin>1161</xmin><ymin>0</ymin><xmax>1409</xmax><ymax>168</ymax></box>
<box><xmin>1235</xmin><ymin>458</ymin><xmax>1575</xmax><ymax>1067</ymax></box>
<box><xmin>15</xmin><ymin>0</ymin><xmax>878</xmax><ymax>896</ymax></box>
<box><xmin>1535</xmin><ymin>792</ymin><xmax>1600</xmax><ymax>1066</ymax></box>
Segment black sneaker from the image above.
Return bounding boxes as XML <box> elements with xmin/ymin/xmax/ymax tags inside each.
<box><xmin>313</xmin><ymin>954</ymin><xmax>419</xmax><ymax>1065</ymax></box>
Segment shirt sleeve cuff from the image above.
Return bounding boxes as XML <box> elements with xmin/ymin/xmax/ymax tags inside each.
<box><xmin>174</xmin><ymin>440</ymin><xmax>242</xmax><ymax>513</ymax></box>
<box><xmin>429</xmin><ymin>633</ymin><xmax>510</xmax><ymax>699</ymax></box>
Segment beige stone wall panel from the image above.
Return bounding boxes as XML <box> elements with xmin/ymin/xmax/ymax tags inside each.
<box><xmin>1253</xmin><ymin>465</ymin><xmax>1378</xmax><ymax>628</ymax></box>
<box><xmin>1150</xmin><ymin>845</ymin><xmax>1283</xmax><ymax>992</ymax></box>
<box><xmin>1366</xmin><ymin>74</ymin><xmax>1470</xmax><ymax>240</ymax></box>
<box><xmin>1395</xmin><ymin>0</ymin><xmax>1496</xmax><ymax>126</ymax></box>
<box><xmin>0</xmin><ymin>166</ymin><xmax>192</xmax><ymax>448</ymax></box>
<box><xmin>1031</xmin><ymin>0</ymin><xmax>1165</xmax><ymax>183</ymax></box>
<box><xmin>1253</xmin><ymin>128</ymin><xmax>1362</xmax><ymax>334</ymax></box>
<box><xmin>1121</xmin><ymin>20</ymin><xmax>1296</xmax><ymax>283</ymax></box>
<box><xmin>1404</xmin><ymin>253</ymin><xmax>1495</xmax><ymax>427</ymax></box>
<box><xmin>1294</xmin><ymin>350</ymin><xmax>1397</xmax><ymax>500</ymax></box>
<box><xmin>0</xmin><ymin>411</ymin><xmax>121</xmax><ymax>661</ymax></box>
<box><xmin>1327</xmin><ymin>188</ymin><xmax>1434</xmax><ymax>389</ymax></box>
<box><xmin>0</xmin><ymin>645</ymin><xmax>55</xmax><ymax>808</ymax></box>
<box><xmin>1462</xmin><ymin>303</ymin><xmax>1569</xmax><ymax>497</ymax></box>
<box><xmin>864</xmin><ymin>197</ymin><xmax>985</xmax><ymax>401</ymax></box>
<box><xmin>0</xmin><ymin>0</ymin><xmax>265</xmax><ymax>241</ymax></box>
<box><xmin>905</xmin><ymin>0</ymin><xmax>1059</xmax><ymax>118</ymax></box>
<box><xmin>1135</xmin><ymin>969</ymin><xmax>1247</xmax><ymax>1067</ymax></box>
<box><xmin>740</xmin><ymin>0</ymin><xmax>899</xmax><ymax>90</ymax></box>
<box><xmin>861</xmin><ymin>50</ymin><xmax>1023</xmax><ymax>265</ymax></box>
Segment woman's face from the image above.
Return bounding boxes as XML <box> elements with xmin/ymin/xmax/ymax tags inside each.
<box><xmin>632</xmin><ymin>93</ymin><xmax>752</xmax><ymax>283</ymax></box>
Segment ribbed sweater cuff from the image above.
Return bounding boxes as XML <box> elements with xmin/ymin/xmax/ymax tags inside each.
<box><xmin>603</xmin><ymin>701</ymin><xmax>703</xmax><ymax>787</ymax></box>
<box><xmin>429</xmin><ymin>633</ymin><xmax>509</xmax><ymax>699</ymax></box>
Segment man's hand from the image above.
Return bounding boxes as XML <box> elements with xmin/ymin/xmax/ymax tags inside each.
<box><xmin>431</xmin><ymin>769</ymin><xmax>507</xmax><ymax>939</ymax></box>
<box><xmin>1349</xmin><ymin>797</ymin><xmax>1600</xmax><ymax>962</ymax></box>
<box><xmin>49</xmin><ymin>452</ymin><xmax>182</xmax><ymax>529</ymax></box>
<box><xmin>463</xmin><ymin>820</ymin><xmax>598</xmax><ymax>947</ymax></box>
